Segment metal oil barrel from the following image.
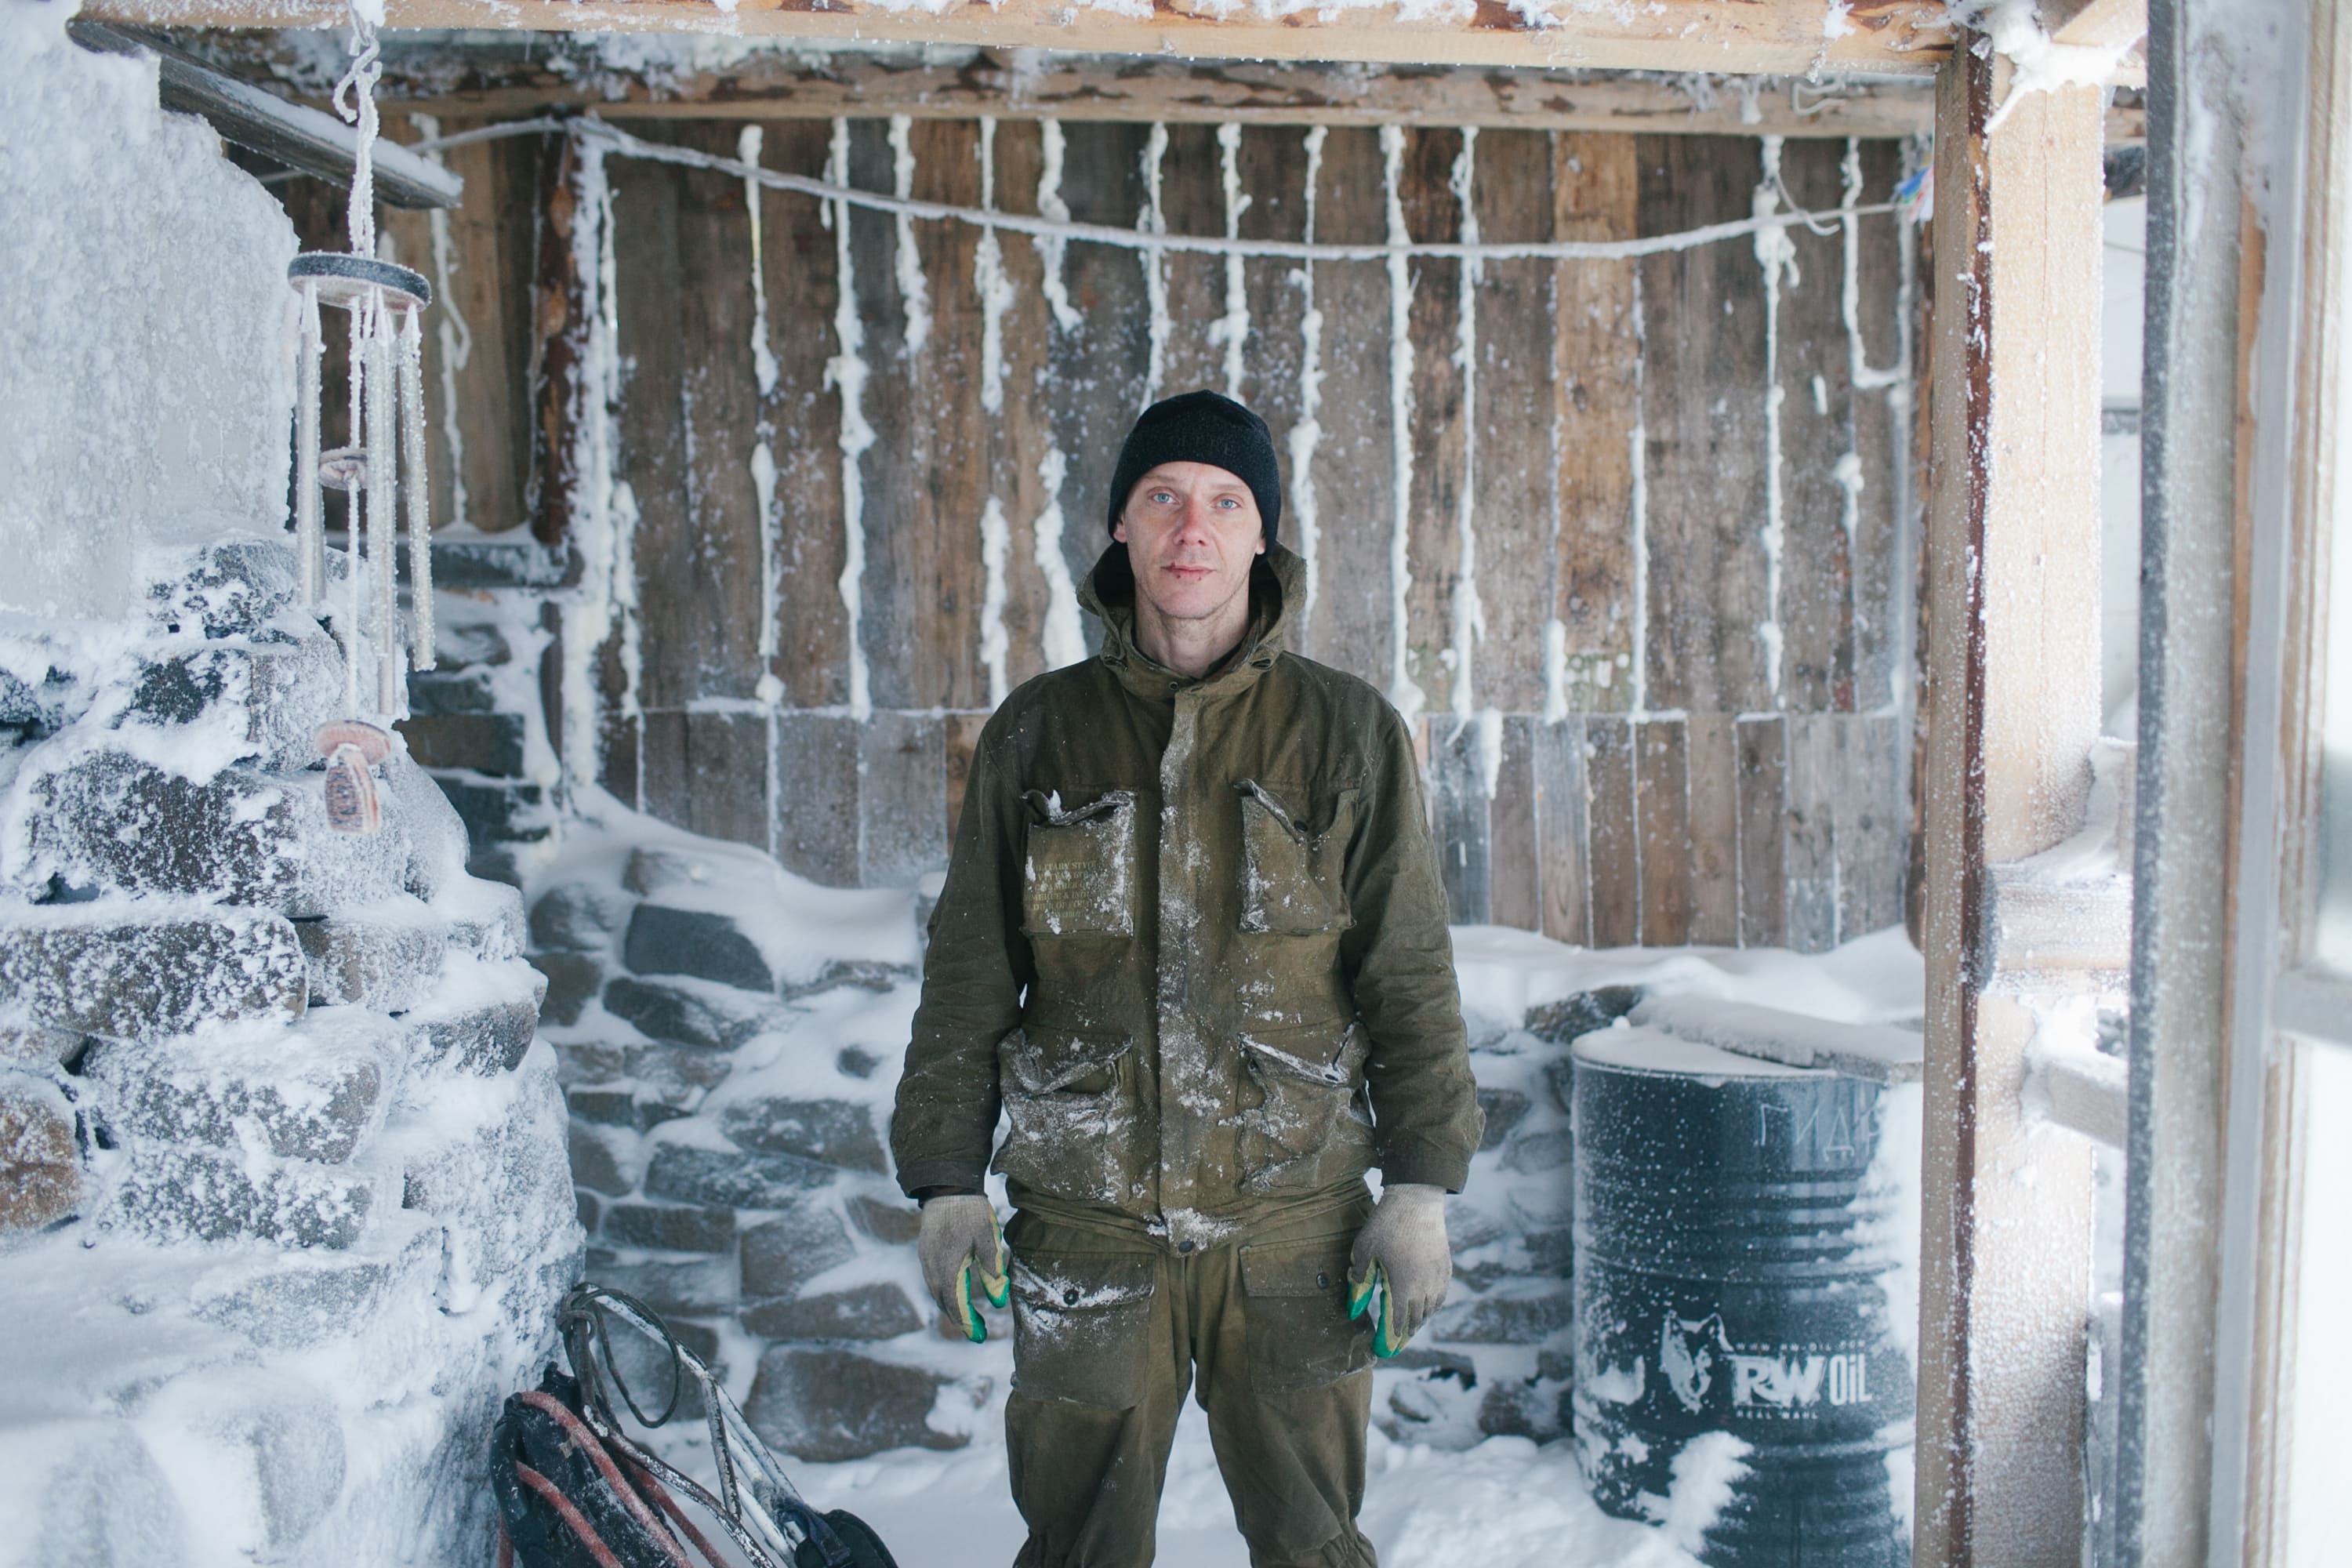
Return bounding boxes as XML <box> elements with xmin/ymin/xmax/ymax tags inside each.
<box><xmin>1570</xmin><ymin>1024</ymin><xmax>1916</xmax><ymax>1566</ymax></box>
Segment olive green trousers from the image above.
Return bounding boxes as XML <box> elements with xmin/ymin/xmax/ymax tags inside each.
<box><xmin>1003</xmin><ymin>1194</ymin><xmax>1380</xmax><ymax>1568</ymax></box>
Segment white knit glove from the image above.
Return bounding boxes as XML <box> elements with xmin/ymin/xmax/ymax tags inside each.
<box><xmin>917</xmin><ymin>1194</ymin><xmax>1008</xmax><ymax>1344</ymax></box>
<box><xmin>1346</xmin><ymin>1183</ymin><xmax>1451</xmax><ymax>1355</ymax></box>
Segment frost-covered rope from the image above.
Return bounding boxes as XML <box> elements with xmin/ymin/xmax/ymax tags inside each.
<box><xmin>563</xmin><ymin>118</ymin><xmax>1901</xmax><ymax>264</ymax></box>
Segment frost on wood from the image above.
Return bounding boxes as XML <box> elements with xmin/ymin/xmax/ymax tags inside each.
<box><xmin>1449</xmin><ymin>129</ymin><xmax>1486</xmax><ymax>721</ymax></box>
<box><xmin>1289</xmin><ymin>126</ymin><xmax>1329</xmax><ymax>640</ymax></box>
<box><xmin>888</xmin><ymin>115</ymin><xmax>931</xmax><ymax>361</ymax></box>
<box><xmin>826</xmin><ymin>118</ymin><xmax>876</xmax><ymax>720</ymax></box>
<box><xmin>1382</xmin><ymin>126</ymin><xmax>1423</xmax><ymax>720</ymax></box>
<box><xmin>1140</xmin><ymin>121</ymin><xmax>1172</xmax><ymax>408</ymax></box>
<box><xmin>1753</xmin><ymin>135</ymin><xmax>1796</xmax><ymax>704</ymax></box>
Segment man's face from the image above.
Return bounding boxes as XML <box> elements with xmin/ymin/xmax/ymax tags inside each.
<box><xmin>1112</xmin><ymin>461</ymin><xmax>1267</xmax><ymax>627</ymax></box>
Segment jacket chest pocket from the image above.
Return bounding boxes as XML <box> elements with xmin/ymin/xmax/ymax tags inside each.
<box><xmin>1022</xmin><ymin>789</ymin><xmax>1138</xmax><ymax>938</ymax></box>
<box><xmin>1236</xmin><ymin>781</ymin><xmax>1356</xmax><ymax>936</ymax></box>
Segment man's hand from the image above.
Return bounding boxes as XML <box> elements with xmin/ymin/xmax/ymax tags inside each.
<box><xmin>919</xmin><ymin>1194</ymin><xmax>1009</xmax><ymax>1343</ymax></box>
<box><xmin>1346</xmin><ymin>1184</ymin><xmax>1450</xmax><ymax>1356</ymax></box>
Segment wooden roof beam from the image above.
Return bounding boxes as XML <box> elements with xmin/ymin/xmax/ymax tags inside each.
<box><xmin>83</xmin><ymin>0</ymin><xmax>1960</xmax><ymax>78</ymax></box>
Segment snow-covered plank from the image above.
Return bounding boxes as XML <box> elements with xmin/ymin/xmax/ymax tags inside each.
<box><xmin>1299</xmin><ymin>129</ymin><xmax>1396</xmax><ymax>682</ymax></box>
<box><xmin>1489</xmin><ymin>716</ymin><xmax>1541</xmax><ymax>933</ymax></box>
<box><xmin>1533</xmin><ymin>716</ymin><xmax>1590</xmax><ymax>945</ymax></box>
<box><xmin>1913</xmin><ymin>47</ymin><xmax>2107</xmax><ymax>1566</ymax></box>
<box><xmin>1784</xmin><ymin>710</ymin><xmax>1838</xmax><ymax>952</ymax></box>
<box><xmin>1633</xmin><ymin>716</ymin><xmax>1692</xmax><ymax>945</ymax></box>
<box><xmin>1633</xmin><ymin>993</ymin><xmax>1923</xmax><ymax>1083</ymax></box>
<box><xmin>88</xmin><ymin>0</ymin><xmax>1961</xmax><ymax>78</ymax></box>
<box><xmin>1044</xmin><ymin>122</ymin><xmax>1154</xmax><ymax>655</ymax></box>
<box><xmin>1737</xmin><ymin>713</ymin><xmax>1789</xmax><ymax>946</ymax></box>
<box><xmin>1432</xmin><ymin>718</ymin><xmax>1493</xmax><ymax>925</ymax></box>
<box><xmin>754</xmin><ymin>119</ymin><xmax>855</xmax><ymax>710</ymax></box>
<box><xmin>771</xmin><ymin>711</ymin><xmax>861</xmax><ymax>887</ymax></box>
<box><xmin>1584</xmin><ymin>716</ymin><xmax>1638</xmax><ymax>946</ymax></box>
<box><xmin>1636</xmin><ymin>134</ymin><xmax>1772</xmax><ymax>716</ymax></box>
<box><xmin>1687</xmin><ymin>713</ymin><xmax>1739</xmax><ymax>945</ymax></box>
<box><xmin>1846</xmin><ymin>137</ymin><xmax>1913</xmax><ymax>714</ymax></box>
<box><xmin>1837</xmin><ymin>714</ymin><xmax>1907</xmax><ymax>938</ymax></box>
<box><xmin>1548</xmin><ymin>132</ymin><xmax>1642</xmax><ymax>719</ymax></box>
<box><xmin>1772</xmin><ymin>136</ymin><xmax>1860</xmax><ymax>714</ymax></box>
<box><xmin>1468</xmin><ymin>129</ymin><xmax>1555</xmax><ymax>717</ymax></box>
<box><xmin>1397</xmin><ymin>127</ymin><xmax>1468</xmax><ymax>721</ymax></box>
<box><xmin>641</xmin><ymin>710</ymin><xmax>771</xmax><ymax>850</ymax></box>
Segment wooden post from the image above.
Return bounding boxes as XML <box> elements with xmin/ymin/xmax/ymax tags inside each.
<box><xmin>1915</xmin><ymin>45</ymin><xmax>2107</xmax><ymax>1568</ymax></box>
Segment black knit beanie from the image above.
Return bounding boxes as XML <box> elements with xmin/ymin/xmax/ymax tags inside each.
<box><xmin>1105</xmin><ymin>390</ymin><xmax>1283</xmax><ymax>543</ymax></box>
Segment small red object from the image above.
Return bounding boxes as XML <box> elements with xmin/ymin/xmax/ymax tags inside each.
<box><xmin>322</xmin><ymin>742</ymin><xmax>383</xmax><ymax>835</ymax></box>
<box><xmin>314</xmin><ymin>720</ymin><xmax>394</xmax><ymax>764</ymax></box>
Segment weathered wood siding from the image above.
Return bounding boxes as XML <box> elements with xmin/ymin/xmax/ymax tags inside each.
<box><xmin>380</xmin><ymin>118</ymin><xmax>1921</xmax><ymax>953</ymax></box>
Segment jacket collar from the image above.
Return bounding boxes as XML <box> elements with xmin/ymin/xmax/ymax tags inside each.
<box><xmin>1080</xmin><ymin>540</ymin><xmax>1305</xmax><ymax>702</ymax></box>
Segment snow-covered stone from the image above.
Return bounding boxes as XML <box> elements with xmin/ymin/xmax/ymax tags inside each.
<box><xmin>103</xmin><ymin>1144</ymin><xmax>386</xmax><ymax>1250</ymax></box>
<box><xmin>389</xmin><ymin>1047</ymin><xmax>576</xmax><ymax>1305</ymax></box>
<box><xmin>717</xmin><ymin>1094</ymin><xmax>887</xmax><ymax>1174</ymax></box>
<box><xmin>26</xmin><ymin>750</ymin><xmax>411</xmax><ymax>915</ymax></box>
<box><xmin>0</xmin><ymin>1069</ymin><xmax>79</xmax><ymax>1232</ymax></box>
<box><xmin>845</xmin><ymin>1192</ymin><xmax>922</xmax><ymax>1246</ymax></box>
<box><xmin>528</xmin><ymin>951</ymin><xmax>602</xmax><ymax>1026</ymax></box>
<box><xmin>744</xmin><ymin>1347</ymin><xmax>967</xmax><ymax>1463</ymax></box>
<box><xmin>601</xmin><ymin>1201</ymin><xmax>735</xmax><ymax>1254</ymax></box>
<box><xmin>625</xmin><ymin>902</ymin><xmax>779</xmax><ymax>993</ymax></box>
<box><xmin>581</xmin><ymin>1248</ymin><xmax>740</xmax><ymax>1317</ymax></box>
<box><xmin>0</xmin><ymin>1018</ymin><xmax>83</xmax><ymax>1069</ymax></box>
<box><xmin>122</xmin><ymin>627</ymin><xmax>344</xmax><ymax>771</ymax></box>
<box><xmin>382</xmin><ymin>751</ymin><xmax>470</xmax><ymax>902</ymax></box>
<box><xmin>407</xmin><ymin>954</ymin><xmax>546</xmax><ymax>1079</ymax></box>
<box><xmin>739</xmin><ymin>1206</ymin><xmax>858</xmax><ymax>1298</ymax></box>
<box><xmin>0</xmin><ymin>903</ymin><xmax>305</xmax><ymax>1040</ymax></box>
<box><xmin>529</xmin><ymin>880</ymin><xmax>631</xmax><ymax>953</ymax></box>
<box><xmin>437</xmin><ymin>876</ymin><xmax>528</xmax><ymax>964</ymax></box>
<box><xmin>643</xmin><ymin>1142</ymin><xmax>832</xmax><ymax>1209</ymax></box>
<box><xmin>741</xmin><ymin>1281</ymin><xmax>923</xmax><ymax>1342</ymax></box>
<box><xmin>143</xmin><ymin>539</ymin><xmax>302</xmax><ymax>642</ymax></box>
<box><xmin>296</xmin><ymin>897</ymin><xmax>448</xmax><ymax>1011</ymax></box>
<box><xmin>82</xmin><ymin>1009</ymin><xmax>406</xmax><ymax>1165</ymax></box>
<box><xmin>603</xmin><ymin>975</ymin><xmax>769</xmax><ymax>1051</ymax></box>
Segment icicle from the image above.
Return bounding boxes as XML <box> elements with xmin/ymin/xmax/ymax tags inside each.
<box><xmin>1288</xmin><ymin>125</ymin><xmax>1327</xmax><ymax>641</ymax></box>
<box><xmin>1214</xmin><ymin>122</ymin><xmax>1252</xmax><ymax>401</ymax></box>
<box><xmin>978</xmin><ymin>494</ymin><xmax>1011</xmax><ymax>706</ymax></box>
<box><xmin>332</xmin><ymin>18</ymin><xmax>380</xmax><ymax>259</ymax></box>
<box><xmin>1036</xmin><ymin>122</ymin><xmax>1081</xmax><ymax>334</ymax></box>
<box><xmin>414</xmin><ymin>112</ymin><xmax>472</xmax><ymax>532</ymax></box>
<box><xmin>1448</xmin><ymin>129</ymin><xmax>1484</xmax><ymax>721</ymax></box>
<box><xmin>1032</xmin><ymin>446</ymin><xmax>1086</xmax><ymax>671</ymax></box>
<box><xmin>343</xmin><ymin>292</ymin><xmax>366</xmax><ymax>712</ymax></box>
<box><xmin>367</xmin><ymin>296</ymin><xmax>401</xmax><ymax>713</ymax></box>
<box><xmin>826</xmin><ymin>118</ymin><xmax>874</xmax><ymax>721</ymax></box>
<box><xmin>975</xmin><ymin>118</ymin><xmax>1013</xmax><ymax>415</ymax></box>
<box><xmin>890</xmin><ymin>115</ymin><xmax>930</xmax><ymax>361</ymax></box>
<box><xmin>400</xmin><ymin>303</ymin><xmax>434</xmax><ymax>670</ymax></box>
<box><xmin>1381</xmin><ymin>126</ymin><xmax>1421</xmax><ymax>720</ymax></box>
<box><xmin>1140</xmin><ymin>122</ymin><xmax>1170</xmax><ymax>408</ymax></box>
<box><xmin>742</xmin><ymin>125</ymin><xmax>782</xmax><ymax>706</ymax></box>
<box><xmin>1752</xmin><ymin>134</ymin><xmax>1795</xmax><ymax>705</ymax></box>
<box><xmin>295</xmin><ymin>279</ymin><xmax>323</xmax><ymax>605</ymax></box>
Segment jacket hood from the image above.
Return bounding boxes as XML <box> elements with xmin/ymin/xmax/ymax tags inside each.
<box><xmin>1077</xmin><ymin>540</ymin><xmax>1307</xmax><ymax>697</ymax></box>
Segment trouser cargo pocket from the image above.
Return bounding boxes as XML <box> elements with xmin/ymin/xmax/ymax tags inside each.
<box><xmin>1009</xmin><ymin>1250</ymin><xmax>1160</xmax><ymax>1409</ymax></box>
<box><xmin>1238</xmin><ymin>1235</ymin><xmax>1373</xmax><ymax>1394</ymax></box>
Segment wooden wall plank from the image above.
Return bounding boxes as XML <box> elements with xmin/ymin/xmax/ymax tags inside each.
<box><xmin>1236</xmin><ymin>125</ymin><xmax>1308</xmax><ymax>461</ymax></box>
<box><xmin>1849</xmin><ymin>138</ymin><xmax>1909</xmax><ymax>713</ymax></box>
<box><xmin>605</xmin><ymin>139</ymin><xmax>691</xmax><ymax>706</ymax></box>
<box><xmin>1836</xmin><ymin>714</ymin><xmax>1907</xmax><ymax>938</ymax></box>
<box><xmin>943</xmin><ymin>712</ymin><xmax>991</xmax><ymax>846</ymax></box>
<box><xmin>757</xmin><ymin>118</ymin><xmax>851</xmax><ymax>710</ymax></box>
<box><xmin>1400</xmin><ymin>126</ymin><xmax>1466</xmax><ymax>718</ymax></box>
<box><xmin>1783</xmin><ymin>710</ymin><xmax>1838</xmax><ymax>952</ymax></box>
<box><xmin>1300</xmin><ymin>127</ymin><xmax>1394</xmax><ymax>684</ymax></box>
<box><xmin>1489</xmin><ymin>716</ymin><xmax>1540</xmax><ymax>933</ymax></box>
<box><xmin>845</xmin><ymin>118</ymin><xmax>916</xmax><ymax>709</ymax></box>
<box><xmin>859</xmin><ymin>710</ymin><xmax>948</xmax><ymax>887</ymax></box>
<box><xmin>1468</xmin><ymin>128</ymin><xmax>1556</xmax><ymax>717</ymax></box>
<box><xmin>1048</xmin><ymin>122</ymin><xmax>1156</xmax><ymax>647</ymax></box>
<box><xmin>1737</xmin><ymin>713</ymin><xmax>1788</xmax><ymax>947</ymax></box>
<box><xmin>1551</xmin><ymin>132</ymin><xmax>1642</xmax><ymax>717</ymax></box>
<box><xmin>1636</xmin><ymin>134</ymin><xmax>1770</xmax><ymax>716</ymax></box>
<box><xmin>1156</xmin><ymin>121</ymin><xmax>1228</xmax><ymax>400</ymax></box>
<box><xmin>1534</xmin><ymin>717</ymin><xmax>1590</xmax><ymax>946</ymax></box>
<box><xmin>1584</xmin><ymin>716</ymin><xmax>1638</xmax><ymax>947</ymax></box>
<box><xmin>1431</xmin><ymin>718</ymin><xmax>1493</xmax><ymax>926</ymax></box>
<box><xmin>1634</xmin><ymin>717</ymin><xmax>1692</xmax><ymax>945</ymax></box>
<box><xmin>1687</xmin><ymin>713</ymin><xmax>1738</xmax><ymax>945</ymax></box>
<box><xmin>986</xmin><ymin>118</ymin><xmax>1058</xmax><ymax>695</ymax></box>
<box><xmin>1773</xmin><ymin>137</ymin><xmax>1858</xmax><ymax>713</ymax></box>
<box><xmin>773</xmin><ymin>710</ymin><xmax>861</xmax><ymax>887</ymax></box>
<box><xmin>643</xmin><ymin>710</ymin><xmax>771</xmax><ymax>849</ymax></box>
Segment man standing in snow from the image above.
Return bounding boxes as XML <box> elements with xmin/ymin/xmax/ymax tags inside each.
<box><xmin>891</xmin><ymin>390</ymin><xmax>1482</xmax><ymax>1568</ymax></box>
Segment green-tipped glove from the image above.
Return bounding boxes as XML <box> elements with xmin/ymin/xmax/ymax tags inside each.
<box><xmin>918</xmin><ymin>1194</ymin><xmax>1009</xmax><ymax>1343</ymax></box>
<box><xmin>1346</xmin><ymin>1184</ymin><xmax>1451</xmax><ymax>1357</ymax></box>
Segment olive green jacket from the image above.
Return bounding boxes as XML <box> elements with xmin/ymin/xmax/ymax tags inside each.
<box><xmin>891</xmin><ymin>542</ymin><xmax>1481</xmax><ymax>1246</ymax></box>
